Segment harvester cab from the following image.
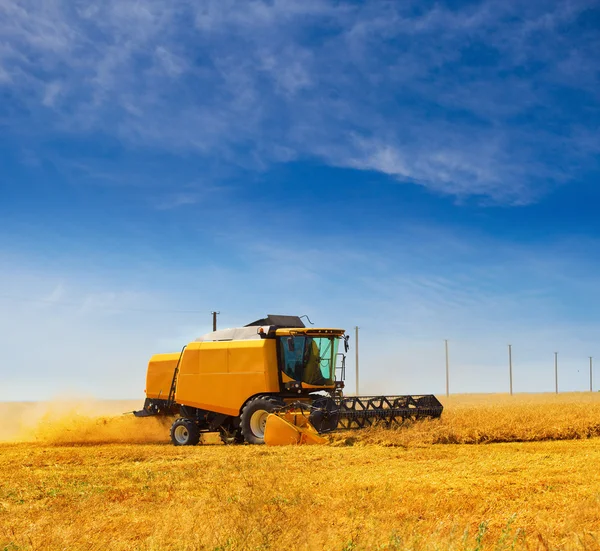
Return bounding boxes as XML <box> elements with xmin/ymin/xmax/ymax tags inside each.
<box><xmin>133</xmin><ymin>315</ymin><xmax>443</xmax><ymax>445</ymax></box>
<box><xmin>275</xmin><ymin>327</ymin><xmax>346</xmax><ymax>393</ymax></box>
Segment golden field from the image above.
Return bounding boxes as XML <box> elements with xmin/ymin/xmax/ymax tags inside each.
<box><xmin>2</xmin><ymin>393</ymin><xmax>600</xmax><ymax>550</ymax></box>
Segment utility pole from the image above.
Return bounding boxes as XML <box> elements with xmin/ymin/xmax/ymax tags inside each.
<box><xmin>590</xmin><ymin>357</ymin><xmax>593</xmax><ymax>392</ymax></box>
<box><xmin>211</xmin><ymin>311</ymin><xmax>220</xmax><ymax>332</ymax></box>
<box><xmin>554</xmin><ymin>352</ymin><xmax>558</xmax><ymax>394</ymax></box>
<box><xmin>508</xmin><ymin>344</ymin><xmax>513</xmax><ymax>396</ymax></box>
<box><xmin>445</xmin><ymin>339</ymin><xmax>449</xmax><ymax>397</ymax></box>
<box><xmin>355</xmin><ymin>326</ymin><xmax>359</xmax><ymax>395</ymax></box>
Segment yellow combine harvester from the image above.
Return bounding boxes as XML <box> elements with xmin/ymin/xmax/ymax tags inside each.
<box><xmin>134</xmin><ymin>315</ymin><xmax>443</xmax><ymax>445</ymax></box>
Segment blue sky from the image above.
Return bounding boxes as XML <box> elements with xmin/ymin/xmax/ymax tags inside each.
<box><xmin>1</xmin><ymin>0</ymin><xmax>600</xmax><ymax>400</ymax></box>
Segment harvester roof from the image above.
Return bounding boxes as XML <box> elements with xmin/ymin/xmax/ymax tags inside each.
<box><xmin>195</xmin><ymin>326</ymin><xmax>267</xmax><ymax>342</ymax></box>
<box><xmin>275</xmin><ymin>328</ymin><xmax>345</xmax><ymax>337</ymax></box>
<box><xmin>195</xmin><ymin>314</ymin><xmax>344</xmax><ymax>342</ymax></box>
<box><xmin>245</xmin><ymin>315</ymin><xmax>306</xmax><ymax>328</ymax></box>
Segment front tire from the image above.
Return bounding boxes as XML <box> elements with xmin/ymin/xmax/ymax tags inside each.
<box><xmin>170</xmin><ymin>418</ymin><xmax>200</xmax><ymax>446</ymax></box>
<box><xmin>240</xmin><ymin>396</ymin><xmax>284</xmax><ymax>444</ymax></box>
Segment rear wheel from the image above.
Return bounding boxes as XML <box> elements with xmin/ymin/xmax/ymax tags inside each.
<box><xmin>170</xmin><ymin>418</ymin><xmax>200</xmax><ymax>446</ymax></box>
<box><xmin>240</xmin><ymin>396</ymin><xmax>284</xmax><ymax>444</ymax></box>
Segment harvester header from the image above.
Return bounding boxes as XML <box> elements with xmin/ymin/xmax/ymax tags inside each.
<box><xmin>134</xmin><ymin>315</ymin><xmax>443</xmax><ymax>445</ymax></box>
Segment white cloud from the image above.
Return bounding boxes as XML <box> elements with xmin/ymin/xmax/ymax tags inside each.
<box><xmin>42</xmin><ymin>81</ymin><xmax>62</xmax><ymax>106</ymax></box>
<box><xmin>43</xmin><ymin>283</ymin><xmax>65</xmax><ymax>304</ymax></box>
<box><xmin>3</xmin><ymin>220</ymin><xmax>600</xmax><ymax>398</ymax></box>
<box><xmin>0</xmin><ymin>0</ymin><xmax>598</xmax><ymax>203</ymax></box>
<box><xmin>154</xmin><ymin>46</ymin><xmax>186</xmax><ymax>77</ymax></box>
<box><xmin>0</xmin><ymin>65</ymin><xmax>10</xmax><ymax>83</ymax></box>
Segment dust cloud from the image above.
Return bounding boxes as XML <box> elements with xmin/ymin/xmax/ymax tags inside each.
<box><xmin>0</xmin><ymin>399</ymin><xmax>171</xmax><ymax>444</ymax></box>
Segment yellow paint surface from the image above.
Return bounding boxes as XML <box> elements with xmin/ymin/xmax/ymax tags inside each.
<box><xmin>145</xmin><ymin>353</ymin><xmax>180</xmax><ymax>399</ymax></box>
<box><xmin>175</xmin><ymin>340</ymin><xmax>280</xmax><ymax>416</ymax></box>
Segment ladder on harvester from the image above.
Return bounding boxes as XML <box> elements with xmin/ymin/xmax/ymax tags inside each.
<box><xmin>133</xmin><ymin>345</ymin><xmax>186</xmax><ymax>418</ymax></box>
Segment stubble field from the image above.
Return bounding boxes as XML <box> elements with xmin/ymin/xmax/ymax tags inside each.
<box><xmin>2</xmin><ymin>393</ymin><xmax>600</xmax><ymax>550</ymax></box>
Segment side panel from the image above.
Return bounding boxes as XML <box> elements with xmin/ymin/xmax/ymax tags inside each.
<box><xmin>175</xmin><ymin>340</ymin><xmax>280</xmax><ymax>416</ymax></box>
<box><xmin>145</xmin><ymin>353</ymin><xmax>180</xmax><ymax>399</ymax></box>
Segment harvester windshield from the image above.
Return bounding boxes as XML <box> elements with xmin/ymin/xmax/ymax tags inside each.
<box><xmin>279</xmin><ymin>335</ymin><xmax>339</xmax><ymax>386</ymax></box>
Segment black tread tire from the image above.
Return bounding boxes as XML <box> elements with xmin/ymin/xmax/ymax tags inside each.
<box><xmin>170</xmin><ymin>418</ymin><xmax>201</xmax><ymax>446</ymax></box>
<box><xmin>240</xmin><ymin>396</ymin><xmax>285</xmax><ymax>445</ymax></box>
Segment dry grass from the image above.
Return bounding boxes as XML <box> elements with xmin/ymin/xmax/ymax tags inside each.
<box><xmin>333</xmin><ymin>392</ymin><xmax>600</xmax><ymax>447</ymax></box>
<box><xmin>2</xmin><ymin>393</ymin><xmax>600</xmax><ymax>550</ymax></box>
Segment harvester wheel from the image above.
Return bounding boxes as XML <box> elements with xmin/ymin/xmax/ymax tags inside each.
<box><xmin>170</xmin><ymin>418</ymin><xmax>200</xmax><ymax>446</ymax></box>
<box><xmin>240</xmin><ymin>396</ymin><xmax>284</xmax><ymax>444</ymax></box>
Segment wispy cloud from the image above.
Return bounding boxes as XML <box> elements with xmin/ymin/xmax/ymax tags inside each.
<box><xmin>150</xmin><ymin>181</ymin><xmax>229</xmax><ymax>210</ymax></box>
<box><xmin>3</xmin><ymin>217</ymin><xmax>600</xmax><ymax>398</ymax></box>
<box><xmin>1</xmin><ymin>0</ymin><xmax>598</xmax><ymax>203</ymax></box>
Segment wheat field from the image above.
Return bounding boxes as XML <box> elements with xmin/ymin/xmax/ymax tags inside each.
<box><xmin>2</xmin><ymin>393</ymin><xmax>600</xmax><ymax>550</ymax></box>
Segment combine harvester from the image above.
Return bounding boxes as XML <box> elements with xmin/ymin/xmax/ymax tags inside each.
<box><xmin>134</xmin><ymin>315</ymin><xmax>443</xmax><ymax>445</ymax></box>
